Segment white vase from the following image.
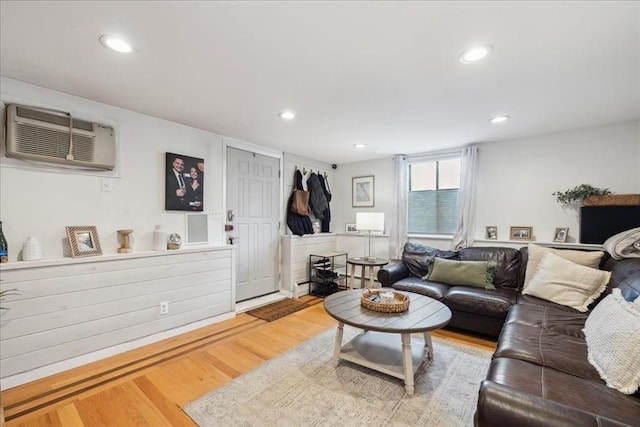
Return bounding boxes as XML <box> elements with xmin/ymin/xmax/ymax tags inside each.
<box><xmin>22</xmin><ymin>236</ymin><xmax>43</xmax><ymax>261</ymax></box>
<box><xmin>153</xmin><ymin>225</ymin><xmax>167</xmax><ymax>251</ymax></box>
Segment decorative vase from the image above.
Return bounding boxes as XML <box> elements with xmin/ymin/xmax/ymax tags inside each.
<box><xmin>22</xmin><ymin>236</ymin><xmax>43</xmax><ymax>261</ymax></box>
<box><xmin>153</xmin><ymin>225</ymin><xmax>167</xmax><ymax>251</ymax></box>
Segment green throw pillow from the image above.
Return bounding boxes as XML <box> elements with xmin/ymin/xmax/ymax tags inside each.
<box><xmin>423</xmin><ymin>257</ymin><xmax>497</xmax><ymax>290</ymax></box>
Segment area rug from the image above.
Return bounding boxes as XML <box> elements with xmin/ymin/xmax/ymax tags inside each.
<box><xmin>246</xmin><ymin>299</ymin><xmax>309</xmax><ymax>321</ymax></box>
<box><xmin>184</xmin><ymin>326</ymin><xmax>492</xmax><ymax>426</ymax></box>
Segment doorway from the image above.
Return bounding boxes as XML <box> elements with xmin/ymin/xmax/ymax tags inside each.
<box><xmin>226</xmin><ymin>147</ymin><xmax>280</xmax><ymax>302</ymax></box>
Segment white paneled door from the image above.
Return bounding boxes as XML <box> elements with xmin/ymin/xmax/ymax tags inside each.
<box><xmin>226</xmin><ymin>147</ymin><xmax>280</xmax><ymax>302</ymax></box>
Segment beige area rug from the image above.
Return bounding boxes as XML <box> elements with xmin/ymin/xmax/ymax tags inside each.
<box><xmin>246</xmin><ymin>299</ymin><xmax>309</xmax><ymax>322</ymax></box>
<box><xmin>184</xmin><ymin>326</ymin><xmax>492</xmax><ymax>426</ymax></box>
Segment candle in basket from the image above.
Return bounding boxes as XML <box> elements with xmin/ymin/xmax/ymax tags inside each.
<box><xmin>380</xmin><ymin>291</ymin><xmax>395</xmax><ymax>304</ymax></box>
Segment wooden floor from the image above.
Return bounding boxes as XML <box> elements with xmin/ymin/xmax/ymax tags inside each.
<box><xmin>2</xmin><ymin>295</ymin><xmax>496</xmax><ymax>426</ymax></box>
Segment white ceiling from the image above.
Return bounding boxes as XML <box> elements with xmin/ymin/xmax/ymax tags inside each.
<box><xmin>1</xmin><ymin>1</ymin><xmax>639</xmax><ymax>164</ymax></box>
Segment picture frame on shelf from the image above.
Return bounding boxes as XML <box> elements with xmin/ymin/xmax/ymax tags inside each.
<box><xmin>510</xmin><ymin>226</ymin><xmax>533</xmax><ymax>241</ymax></box>
<box><xmin>352</xmin><ymin>175</ymin><xmax>375</xmax><ymax>207</ymax></box>
<box><xmin>485</xmin><ymin>226</ymin><xmax>498</xmax><ymax>240</ymax></box>
<box><xmin>345</xmin><ymin>223</ymin><xmax>358</xmax><ymax>234</ymax></box>
<box><xmin>553</xmin><ymin>227</ymin><xmax>569</xmax><ymax>243</ymax></box>
<box><xmin>66</xmin><ymin>225</ymin><xmax>103</xmax><ymax>257</ymax></box>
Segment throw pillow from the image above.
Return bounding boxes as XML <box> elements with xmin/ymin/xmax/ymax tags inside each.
<box><xmin>583</xmin><ymin>289</ymin><xmax>640</xmax><ymax>394</ymax></box>
<box><xmin>522</xmin><ymin>252</ymin><xmax>611</xmax><ymax>312</ymax></box>
<box><xmin>423</xmin><ymin>257</ymin><xmax>497</xmax><ymax>290</ymax></box>
<box><xmin>524</xmin><ymin>243</ymin><xmax>604</xmax><ymax>288</ymax></box>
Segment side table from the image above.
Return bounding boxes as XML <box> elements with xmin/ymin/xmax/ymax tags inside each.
<box><xmin>347</xmin><ymin>257</ymin><xmax>389</xmax><ymax>289</ymax></box>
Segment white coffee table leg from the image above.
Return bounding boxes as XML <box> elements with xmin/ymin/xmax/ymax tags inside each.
<box><xmin>333</xmin><ymin>322</ymin><xmax>344</xmax><ymax>366</ymax></box>
<box><xmin>423</xmin><ymin>331</ymin><xmax>433</xmax><ymax>360</ymax></box>
<box><xmin>349</xmin><ymin>264</ymin><xmax>356</xmax><ymax>290</ymax></box>
<box><xmin>401</xmin><ymin>333</ymin><xmax>414</xmax><ymax>395</ymax></box>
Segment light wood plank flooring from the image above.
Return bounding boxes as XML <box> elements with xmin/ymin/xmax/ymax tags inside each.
<box><xmin>2</xmin><ymin>295</ymin><xmax>496</xmax><ymax>426</ymax></box>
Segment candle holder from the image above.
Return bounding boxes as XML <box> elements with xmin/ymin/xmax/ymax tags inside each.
<box><xmin>117</xmin><ymin>229</ymin><xmax>134</xmax><ymax>253</ymax></box>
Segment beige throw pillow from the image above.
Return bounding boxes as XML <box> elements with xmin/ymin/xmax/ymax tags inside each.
<box><xmin>524</xmin><ymin>243</ymin><xmax>604</xmax><ymax>288</ymax></box>
<box><xmin>522</xmin><ymin>252</ymin><xmax>611</xmax><ymax>312</ymax></box>
<box><xmin>584</xmin><ymin>289</ymin><xmax>640</xmax><ymax>394</ymax></box>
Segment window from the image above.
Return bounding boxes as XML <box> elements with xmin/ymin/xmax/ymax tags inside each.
<box><xmin>408</xmin><ymin>157</ymin><xmax>461</xmax><ymax>234</ymax></box>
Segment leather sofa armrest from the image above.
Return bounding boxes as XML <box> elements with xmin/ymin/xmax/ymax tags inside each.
<box><xmin>475</xmin><ymin>381</ymin><xmax>629</xmax><ymax>427</ymax></box>
<box><xmin>377</xmin><ymin>262</ymin><xmax>410</xmax><ymax>287</ymax></box>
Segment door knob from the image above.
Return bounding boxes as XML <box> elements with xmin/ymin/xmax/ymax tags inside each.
<box><xmin>229</xmin><ymin>236</ymin><xmax>240</xmax><ymax>245</ymax></box>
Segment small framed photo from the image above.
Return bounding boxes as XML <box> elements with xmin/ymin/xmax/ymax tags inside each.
<box><xmin>66</xmin><ymin>226</ymin><xmax>103</xmax><ymax>257</ymax></box>
<box><xmin>485</xmin><ymin>226</ymin><xmax>498</xmax><ymax>240</ymax></box>
<box><xmin>510</xmin><ymin>226</ymin><xmax>533</xmax><ymax>241</ymax></box>
<box><xmin>345</xmin><ymin>223</ymin><xmax>358</xmax><ymax>234</ymax></box>
<box><xmin>352</xmin><ymin>175</ymin><xmax>375</xmax><ymax>207</ymax></box>
<box><xmin>553</xmin><ymin>227</ymin><xmax>569</xmax><ymax>243</ymax></box>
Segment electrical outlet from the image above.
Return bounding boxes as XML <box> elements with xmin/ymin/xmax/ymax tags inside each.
<box><xmin>101</xmin><ymin>178</ymin><xmax>112</xmax><ymax>192</ymax></box>
<box><xmin>160</xmin><ymin>301</ymin><xmax>169</xmax><ymax>315</ymax></box>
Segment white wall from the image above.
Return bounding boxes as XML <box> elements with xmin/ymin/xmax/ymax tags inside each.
<box><xmin>0</xmin><ymin>78</ymin><xmax>226</xmax><ymax>261</ymax></box>
<box><xmin>332</xmin><ymin>120</ymin><xmax>640</xmax><ymax>253</ymax></box>
<box><xmin>475</xmin><ymin>120</ymin><xmax>639</xmax><ymax>244</ymax></box>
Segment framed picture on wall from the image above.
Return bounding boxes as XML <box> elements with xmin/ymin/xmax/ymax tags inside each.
<box><xmin>345</xmin><ymin>223</ymin><xmax>358</xmax><ymax>234</ymax></box>
<box><xmin>510</xmin><ymin>226</ymin><xmax>533</xmax><ymax>241</ymax></box>
<box><xmin>352</xmin><ymin>175</ymin><xmax>375</xmax><ymax>207</ymax></box>
<box><xmin>165</xmin><ymin>152</ymin><xmax>205</xmax><ymax>211</ymax></box>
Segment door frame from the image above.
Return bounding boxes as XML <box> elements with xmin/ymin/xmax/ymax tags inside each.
<box><xmin>222</xmin><ymin>137</ymin><xmax>284</xmax><ymax>296</ymax></box>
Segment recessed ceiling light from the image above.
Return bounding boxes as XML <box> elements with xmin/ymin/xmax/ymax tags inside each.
<box><xmin>459</xmin><ymin>45</ymin><xmax>492</xmax><ymax>64</ymax></box>
<box><xmin>279</xmin><ymin>111</ymin><xmax>295</xmax><ymax>120</ymax></box>
<box><xmin>353</xmin><ymin>144</ymin><xmax>366</xmax><ymax>149</ymax></box>
<box><xmin>99</xmin><ymin>35</ymin><xmax>132</xmax><ymax>53</ymax></box>
<box><xmin>489</xmin><ymin>115</ymin><xmax>510</xmax><ymax>124</ymax></box>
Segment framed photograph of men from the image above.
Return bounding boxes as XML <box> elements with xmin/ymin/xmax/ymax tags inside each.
<box><xmin>165</xmin><ymin>152</ymin><xmax>205</xmax><ymax>211</ymax></box>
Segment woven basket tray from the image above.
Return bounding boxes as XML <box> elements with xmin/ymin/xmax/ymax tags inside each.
<box><xmin>583</xmin><ymin>194</ymin><xmax>640</xmax><ymax>206</ymax></box>
<box><xmin>361</xmin><ymin>289</ymin><xmax>410</xmax><ymax>313</ymax></box>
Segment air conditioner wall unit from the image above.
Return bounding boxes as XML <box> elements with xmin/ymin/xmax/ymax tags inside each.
<box><xmin>5</xmin><ymin>103</ymin><xmax>116</xmax><ymax>170</ymax></box>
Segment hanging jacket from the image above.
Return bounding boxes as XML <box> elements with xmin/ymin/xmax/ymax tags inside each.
<box><xmin>286</xmin><ymin>170</ymin><xmax>314</xmax><ymax>236</ymax></box>
<box><xmin>308</xmin><ymin>172</ymin><xmax>329</xmax><ymax>219</ymax></box>
<box><xmin>318</xmin><ymin>174</ymin><xmax>331</xmax><ymax>232</ymax></box>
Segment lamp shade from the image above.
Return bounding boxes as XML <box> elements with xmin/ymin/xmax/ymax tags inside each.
<box><xmin>356</xmin><ymin>212</ymin><xmax>385</xmax><ymax>232</ymax></box>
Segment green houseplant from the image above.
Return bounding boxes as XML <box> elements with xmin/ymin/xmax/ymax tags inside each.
<box><xmin>552</xmin><ymin>184</ymin><xmax>611</xmax><ymax>205</ymax></box>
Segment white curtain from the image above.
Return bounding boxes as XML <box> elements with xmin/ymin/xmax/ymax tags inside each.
<box><xmin>389</xmin><ymin>154</ymin><xmax>408</xmax><ymax>260</ymax></box>
<box><xmin>451</xmin><ymin>145</ymin><xmax>479</xmax><ymax>250</ymax></box>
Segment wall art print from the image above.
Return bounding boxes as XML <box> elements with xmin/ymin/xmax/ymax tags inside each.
<box><xmin>165</xmin><ymin>152</ymin><xmax>204</xmax><ymax>211</ymax></box>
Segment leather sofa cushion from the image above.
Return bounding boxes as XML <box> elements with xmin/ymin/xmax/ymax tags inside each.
<box><xmin>516</xmin><ymin>293</ymin><xmax>584</xmax><ymax>312</ymax></box>
<box><xmin>485</xmin><ymin>358</ymin><xmax>640</xmax><ymax>426</ymax></box>
<box><xmin>444</xmin><ymin>286</ymin><xmax>516</xmax><ymax>319</ymax></box>
<box><xmin>401</xmin><ymin>242</ymin><xmax>457</xmax><ymax>278</ymax></box>
<box><xmin>602</xmin><ymin>257</ymin><xmax>640</xmax><ymax>302</ymax></box>
<box><xmin>391</xmin><ymin>277</ymin><xmax>448</xmax><ymax>301</ymax></box>
<box><xmin>458</xmin><ymin>246</ymin><xmax>521</xmax><ymax>289</ymax></box>
<box><xmin>494</xmin><ymin>322</ymin><xmax>600</xmax><ymax>381</ymax></box>
<box><xmin>505</xmin><ymin>303</ymin><xmax>587</xmax><ymax>338</ymax></box>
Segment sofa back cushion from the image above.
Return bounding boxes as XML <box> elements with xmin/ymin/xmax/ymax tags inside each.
<box><xmin>601</xmin><ymin>257</ymin><xmax>640</xmax><ymax>302</ymax></box>
<box><xmin>458</xmin><ymin>246</ymin><xmax>521</xmax><ymax>289</ymax></box>
<box><xmin>401</xmin><ymin>242</ymin><xmax>457</xmax><ymax>278</ymax></box>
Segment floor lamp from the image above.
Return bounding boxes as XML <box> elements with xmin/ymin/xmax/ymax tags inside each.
<box><xmin>356</xmin><ymin>212</ymin><xmax>385</xmax><ymax>261</ymax></box>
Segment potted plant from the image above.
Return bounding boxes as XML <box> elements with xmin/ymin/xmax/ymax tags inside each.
<box><xmin>552</xmin><ymin>184</ymin><xmax>611</xmax><ymax>205</ymax></box>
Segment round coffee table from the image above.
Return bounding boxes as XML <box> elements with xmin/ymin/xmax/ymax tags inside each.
<box><xmin>324</xmin><ymin>289</ymin><xmax>451</xmax><ymax>395</ymax></box>
<box><xmin>347</xmin><ymin>257</ymin><xmax>389</xmax><ymax>289</ymax></box>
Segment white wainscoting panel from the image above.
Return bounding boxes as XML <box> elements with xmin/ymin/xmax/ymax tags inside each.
<box><xmin>281</xmin><ymin>234</ymin><xmax>338</xmax><ymax>297</ymax></box>
<box><xmin>0</xmin><ymin>247</ymin><xmax>234</xmax><ymax>384</ymax></box>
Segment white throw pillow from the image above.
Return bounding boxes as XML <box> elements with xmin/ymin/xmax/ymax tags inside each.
<box><xmin>522</xmin><ymin>252</ymin><xmax>611</xmax><ymax>312</ymax></box>
<box><xmin>634</xmin><ymin>295</ymin><xmax>640</xmax><ymax>310</ymax></box>
<box><xmin>583</xmin><ymin>289</ymin><xmax>640</xmax><ymax>394</ymax></box>
<box><xmin>524</xmin><ymin>243</ymin><xmax>604</xmax><ymax>288</ymax></box>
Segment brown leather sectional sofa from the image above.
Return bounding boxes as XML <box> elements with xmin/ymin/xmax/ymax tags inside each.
<box><xmin>377</xmin><ymin>242</ymin><xmax>640</xmax><ymax>426</ymax></box>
